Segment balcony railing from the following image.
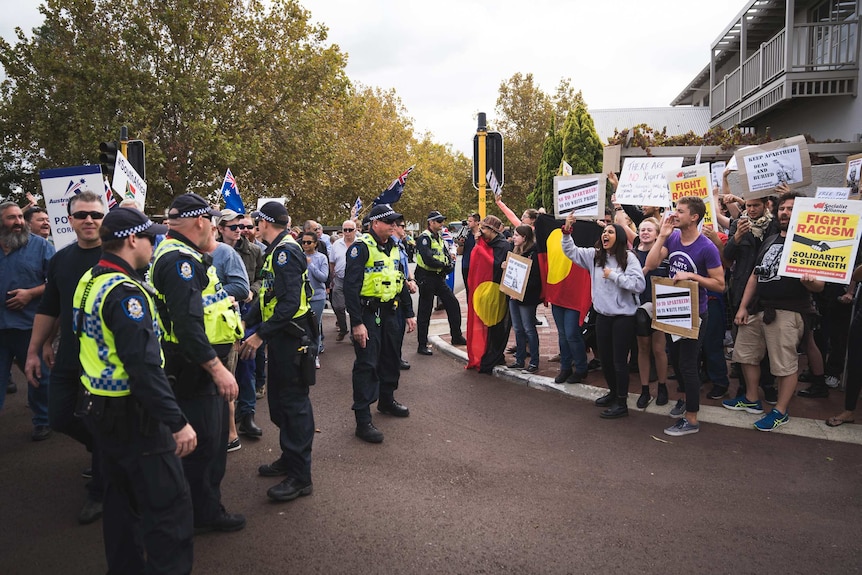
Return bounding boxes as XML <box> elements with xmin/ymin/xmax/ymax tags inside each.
<box><xmin>711</xmin><ymin>20</ymin><xmax>858</xmax><ymax>119</ymax></box>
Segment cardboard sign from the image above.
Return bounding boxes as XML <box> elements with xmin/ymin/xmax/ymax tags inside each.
<box><xmin>651</xmin><ymin>278</ymin><xmax>700</xmax><ymax>339</ymax></box>
<box><xmin>39</xmin><ymin>165</ymin><xmax>106</xmax><ymax>250</ymax></box>
<box><xmin>710</xmin><ymin>161</ymin><xmax>726</xmax><ymax>189</ymax></box>
<box><xmin>111</xmin><ymin>150</ymin><xmax>147</xmax><ymax>208</ymax></box>
<box><xmin>500</xmin><ymin>252</ymin><xmax>533</xmax><ymax>301</ymax></box>
<box><xmin>845</xmin><ymin>153</ymin><xmax>862</xmax><ymax>200</ymax></box>
<box><xmin>778</xmin><ymin>196</ymin><xmax>862</xmax><ymax>284</ymax></box>
<box><xmin>553</xmin><ymin>174</ymin><xmax>605</xmax><ymax>220</ymax></box>
<box><xmin>602</xmin><ymin>145</ymin><xmax>621</xmax><ymax>174</ymax></box>
<box><xmin>735</xmin><ymin>136</ymin><xmax>812</xmax><ymax>199</ymax></box>
<box><xmin>665</xmin><ymin>164</ymin><xmax>718</xmax><ymax>231</ymax></box>
<box><xmin>256</xmin><ymin>197</ymin><xmax>287</xmax><ymax>210</ymax></box>
<box><xmin>815</xmin><ymin>187</ymin><xmax>851</xmax><ymax>200</ymax></box>
<box><xmin>615</xmin><ymin>157</ymin><xmax>684</xmax><ymax>208</ymax></box>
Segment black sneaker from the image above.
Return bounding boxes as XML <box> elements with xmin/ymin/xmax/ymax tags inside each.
<box><xmin>706</xmin><ymin>385</ymin><xmax>728</xmax><ymax>400</ymax></box>
<box><xmin>554</xmin><ymin>369</ymin><xmax>573</xmax><ymax>384</ymax></box>
<box><xmin>566</xmin><ymin>371</ymin><xmax>587</xmax><ymax>384</ymax></box>
<box><xmin>636</xmin><ymin>391</ymin><xmax>652</xmax><ymax>409</ymax></box>
<box><xmin>656</xmin><ymin>384</ymin><xmax>669</xmax><ymax>406</ymax></box>
<box><xmin>763</xmin><ymin>386</ymin><xmax>778</xmax><ymax>405</ymax></box>
<box><xmin>451</xmin><ymin>335</ymin><xmax>467</xmax><ymax>346</ymax></box>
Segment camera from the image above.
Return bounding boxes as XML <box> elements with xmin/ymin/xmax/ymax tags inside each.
<box><xmin>753</xmin><ymin>265</ymin><xmax>770</xmax><ymax>277</ymax></box>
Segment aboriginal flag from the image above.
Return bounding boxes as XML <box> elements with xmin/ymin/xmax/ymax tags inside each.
<box><xmin>466</xmin><ymin>238</ymin><xmax>509</xmax><ymax>370</ymax></box>
<box><xmin>533</xmin><ymin>214</ymin><xmax>601</xmax><ymax>325</ymax></box>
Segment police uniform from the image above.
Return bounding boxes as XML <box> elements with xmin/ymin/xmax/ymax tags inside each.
<box><xmin>344</xmin><ymin>205</ymin><xmax>414</xmax><ymax>443</ymax></box>
<box><xmin>75</xmin><ymin>212</ymin><xmax>193</xmax><ymax>574</ymax></box>
<box><xmin>150</xmin><ymin>194</ymin><xmax>244</xmax><ymax>531</ymax></box>
<box><xmin>415</xmin><ymin>211</ymin><xmax>463</xmax><ymax>352</ymax></box>
<box><xmin>243</xmin><ymin>206</ymin><xmax>316</xmax><ymax>500</ymax></box>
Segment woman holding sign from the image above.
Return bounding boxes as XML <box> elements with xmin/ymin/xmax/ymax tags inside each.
<box><xmin>505</xmin><ymin>225</ymin><xmax>542</xmax><ymax>373</ymax></box>
<box><xmin>562</xmin><ymin>214</ymin><xmax>645</xmax><ymax>418</ymax></box>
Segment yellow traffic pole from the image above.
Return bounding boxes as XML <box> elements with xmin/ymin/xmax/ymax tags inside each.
<box><xmin>477</xmin><ymin>115</ymin><xmax>487</xmax><ymax>219</ymax></box>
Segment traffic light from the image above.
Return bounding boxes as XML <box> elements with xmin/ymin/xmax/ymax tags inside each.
<box><xmin>99</xmin><ymin>141</ymin><xmax>118</xmax><ymax>179</ymax></box>
<box><xmin>126</xmin><ymin>139</ymin><xmax>146</xmax><ymax>180</ymax></box>
<box><xmin>472</xmin><ymin>131</ymin><xmax>504</xmax><ymax>189</ymax></box>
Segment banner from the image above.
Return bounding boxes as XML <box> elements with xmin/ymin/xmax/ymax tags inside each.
<box><xmin>665</xmin><ymin>164</ymin><xmax>717</xmax><ymax>231</ymax></box>
<box><xmin>734</xmin><ymin>136</ymin><xmax>812</xmax><ymax>198</ymax></box>
<box><xmin>778</xmin><ymin>196</ymin><xmax>862</xmax><ymax>284</ymax></box>
<box><xmin>111</xmin><ymin>150</ymin><xmax>147</xmax><ymax>207</ymax></box>
<box><xmin>615</xmin><ymin>157</ymin><xmax>684</xmax><ymax>208</ymax></box>
<box><xmin>500</xmin><ymin>252</ymin><xmax>532</xmax><ymax>301</ymax></box>
<box><xmin>553</xmin><ymin>174</ymin><xmax>605</xmax><ymax>220</ymax></box>
<box><xmin>651</xmin><ymin>278</ymin><xmax>700</xmax><ymax>339</ymax></box>
<box><xmin>39</xmin><ymin>165</ymin><xmax>105</xmax><ymax>250</ymax></box>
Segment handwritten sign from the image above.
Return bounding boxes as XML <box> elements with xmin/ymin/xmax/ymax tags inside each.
<box><xmin>778</xmin><ymin>196</ymin><xmax>862</xmax><ymax>284</ymax></box>
<box><xmin>710</xmin><ymin>161</ymin><xmax>725</xmax><ymax>189</ymax></box>
<box><xmin>500</xmin><ymin>252</ymin><xmax>533</xmax><ymax>301</ymax></box>
<box><xmin>603</xmin><ymin>145</ymin><xmax>621</xmax><ymax>174</ymax></box>
<box><xmin>845</xmin><ymin>153</ymin><xmax>862</xmax><ymax>200</ymax></box>
<box><xmin>553</xmin><ymin>174</ymin><xmax>605</xmax><ymax>220</ymax></box>
<box><xmin>815</xmin><ymin>187</ymin><xmax>851</xmax><ymax>200</ymax></box>
<box><xmin>616</xmin><ymin>157</ymin><xmax>683</xmax><ymax>208</ymax></box>
<box><xmin>735</xmin><ymin>136</ymin><xmax>811</xmax><ymax>199</ymax></box>
<box><xmin>39</xmin><ymin>165</ymin><xmax>107</xmax><ymax>251</ymax></box>
<box><xmin>651</xmin><ymin>278</ymin><xmax>700</xmax><ymax>339</ymax></box>
<box><xmin>665</xmin><ymin>164</ymin><xmax>718</xmax><ymax>231</ymax></box>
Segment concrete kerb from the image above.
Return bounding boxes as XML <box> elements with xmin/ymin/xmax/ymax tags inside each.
<box><xmin>429</xmin><ymin>332</ymin><xmax>862</xmax><ymax>446</ymax></box>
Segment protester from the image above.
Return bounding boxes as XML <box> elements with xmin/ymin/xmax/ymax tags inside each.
<box><xmin>23</xmin><ymin>206</ymin><xmax>51</xmax><ymax>240</ymax></box>
<box><xmin>329</xmin><ymin>220</ymin><xmax>357</xmax><ymax>342</ymax></box>
<box><xmin>505</xmin><ymin>225</ymin><xmax>542</xmax><ymax>373</ymax></box>
<box><xmin>301</xmin><ymin>231</ymin><xmax>329</xmax><ymax>368</ymax></box>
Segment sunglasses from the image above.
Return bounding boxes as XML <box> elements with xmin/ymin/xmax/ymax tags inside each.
<box><xmin>71</xmin><ymin>211</ymin><xmax>105</xmax><ymax>220</ymax></box>
<box><xmin>397</xmin><ymin>224</ymin><xmax>406</xmax><ymax>228</ymax></box>
<box><xmin>301</xmin><ymin>240</ymin><xmax>315</xmax><ymax>244</ymax></box>
<box><xmin>342</xmin><ymin>228</ymin><xmax>356</xmax><ymax>233</ymax></box>
<box><xmin>226</xmin><ymin>224</ymin><xmax>253</xmax><ymax>231</ymax></box>
<box><xmin>137</xmin><ymin>233</ymin><xmax>156</xmax><ymax>244</ymax></box>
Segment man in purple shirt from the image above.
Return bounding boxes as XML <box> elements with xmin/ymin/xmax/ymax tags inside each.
<box><xmin>646</xmin><ymin>196</ymin><xmax>724</xmax><ymax>436</ymax></box>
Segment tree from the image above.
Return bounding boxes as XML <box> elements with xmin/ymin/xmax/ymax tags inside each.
<box><xmin>531</xmin><ymin>118</ymin><xmax>562</xmax><ymax>210</ymax></box>
<box><xmin>561</xmin><ymin>102</ymin><xmax>603</xmax><ymax>175</ymax></box>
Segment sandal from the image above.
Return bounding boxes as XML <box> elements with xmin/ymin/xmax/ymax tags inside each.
<box><xmin>825</xmin><ymin>415</ymin><xmax>855</xmax><ymax>427</ymax></box>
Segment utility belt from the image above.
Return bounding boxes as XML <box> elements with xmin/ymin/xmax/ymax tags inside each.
<box><xmin>75</xmin><ymin>389</ymin><xmax>160</xmax><ymax>441</ymax></box>
<box><xmin>162</xmin><ymin>342</ymin><xmax>225</xmax><ymax>398</ymax></box>
<box><xmin>360</xmin><ymin>297</ymin><xmax>399</xmax><ymax>314</ymax></box>
<box><xmin>416</xmin><ymin>265</ymin><xmax>449</xmax><ymax>277</ymax></box>
<box><xmin>272</xmin><ymin>312</ymin><xmax>317</xmax><ymax>387</ymax></box>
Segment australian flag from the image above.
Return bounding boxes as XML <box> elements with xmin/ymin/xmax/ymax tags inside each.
<box><xmin>372</xmin><ymin>165</ymin><xmax>415</xmax><ymax>206</ymax></box>
<box><xmin>220</xmin><ymin>168</ymin><xmax>245</xmax><ymax>213</ymax></box>
<box><xmin>351</xmin><ymin>196</ymin><xmax>362</xmax><ymax>219</ymax></box>
<box><xmin>103</xmin><ymin>179</ymin><xmax>118</xmax><ymax>211</ymax></box>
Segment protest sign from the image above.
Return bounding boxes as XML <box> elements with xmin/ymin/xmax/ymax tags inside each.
<box><xmin>710</xmin><ymin>161</ymin><xmax>725</xmax><ymax>189</ymax></box>
<box><xmin>845</xmin><ymin>153</ymin><xmax>862</xmax><ymax>199</ymax></box>
<box><xmin>602</xmin><ymin>145</ymin><xmax>621</xmax><ymax>174</ymax></box>
<box><xmin>815</xmin><ymin>187</ymin><xmax>851</xmax><ymax>200</ymax></box>
<box><xmin>111</xmin><ymin>150</ymin><xmax>147</xmax><ymax>207</ymax></box>
<box><xmin>487</xmin><ymin>168</ymin><xmax>502</xmax><ymax>197</ymax></box>
<box><xmin>553</xmin><ymin>174</ymin><xmax>605</xmax><ymax>220</ymax></box>
<box><xmin>665</xmin><ymin>164</ymin><xmax>718</xmax><ymax>231</ymax></box>
<box><xmin>651</xmin><ymin>278</ymin><xmax>700</xmax><ymax>339</ymax></box>
<box><xmin>256</xmin><ymin>197</ymin><xmax>287</xmax><ymax>210</ymax></box>
<box><xmin>778</xmin><ymin>196</ymin><xmax>862</xmax><ymax>284</ymax></box>
<box><xmin>735</xmin><ymin>136</ymin><xmax>811</xmax><ymax>198</ymax></box>
<box><xmin>615</xmin><ymin>157</ymin><xmax>683</xmax><ymax>207</ymax></box>
<box><xmin>39</xmin><ymin>165</ymin><xmax>105</xmax><ymax>250</ymax></box>
<box><xmin>499</xmin><ymin>252</ymin><xmax>533</xmax><ymax>301</ymax></box>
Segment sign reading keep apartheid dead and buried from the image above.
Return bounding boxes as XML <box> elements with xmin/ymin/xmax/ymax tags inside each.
<box><xmin>778</xmin><ymin>196</ymin><xmax>862</xmax><ymax>284</ymax></box>
<box><xmin>553</xmin><ymin>174</ymin><xmax>605</xmax><ymax>220</ymax></box>
<box><xmin>735</xmin><ymin>136</ymin><xmax>811</xmax><ymax>199</ymax></box>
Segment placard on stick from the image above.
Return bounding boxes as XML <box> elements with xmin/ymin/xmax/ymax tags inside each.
<box><xmin>553</xmin><ymin>174</ymin><xmax>605</xmax><ymax>220</ymax></box>
<box><xmin>735</xmin><ymin>136</ymin><xmax>811</xmax><ymax>199</ymax></box>
<box><xmin>651</xmin><ymin>278</ymin><xmax>700</xmax><ymax>339</ymax></box>
<box><xmin>500</xmin><ymin>252</ymin><xmax>533</xmax><ymax>301</ymax></box>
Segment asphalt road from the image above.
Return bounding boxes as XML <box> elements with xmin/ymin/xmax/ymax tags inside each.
<box><xmin>2</xmin><ymin>324</ymin><xmax>861</xmax><ymax>574</ymax></box>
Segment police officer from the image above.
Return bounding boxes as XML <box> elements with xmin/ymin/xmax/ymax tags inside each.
<box><xmin>345</xmin><ymin>204</ymin><xmax>416</xmax><ymax>443</ymax></box>
<box><xmin>150</xmin><ymin>193</ymin><xmax>245</xmax><ymax>533</ymax></box>
<box><xmin>239</xmin><ymin>201</ymin><xmax>316</xmax><ymax>502</ymax></box>
<box><xmin>75</xmin><ymin>208</ymin><xmax>195</xmax><ymax>573</ymax></box>
<box><xmin>415</xmin><ymin>210</ymin><xmax>465</xmax><ymax>355</ymax></box>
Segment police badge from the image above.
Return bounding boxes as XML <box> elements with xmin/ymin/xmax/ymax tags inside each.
<box><xmin>177</xmin><ymin>260</ymin><xmax>194</xmax><ymax>281</ymax></box>
<box><xmin>123</xmin><ymin>297</ymin><xmax>145</xmax><ymax>321</ymax></box>
<box><xmin>349</xmin><ymin>245</ymin><xmax>359</xmax><ymax>258</ymax></box>
<box><xmin>276</xmin><ymin>251</ymin><xmax>288</xmax><ymax>267</ymax></box>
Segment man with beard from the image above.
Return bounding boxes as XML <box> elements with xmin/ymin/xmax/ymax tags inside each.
<box><xmin>723</xmin><ymin>192</ymin><xmax>824</xmax><ymax>431</ymax></box>
<box><xmin>25</xmin><ymin>191</ymin><xmax>106</xmax><ymax>524</ymax></box>
<box><xmin>0</xmin><ymin>201</ymin><xmax>55</xmax><ymax>440</ymax></box>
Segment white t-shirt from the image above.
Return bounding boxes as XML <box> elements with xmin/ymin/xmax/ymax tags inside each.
<box><xmin>330</xmin><ymin>238</ymin><xmax>350</xmax><ymax>279</ymax></box>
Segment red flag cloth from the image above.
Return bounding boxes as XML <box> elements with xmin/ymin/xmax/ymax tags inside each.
<box><xmin>466</xmin><ymin>238</ymin><xmax>494</xmax><ymax>369</ymax></box>
<box><xmin>534</xmin><ymin>214</ymin><xmax>600</xmax><ymax>325</ymax></box>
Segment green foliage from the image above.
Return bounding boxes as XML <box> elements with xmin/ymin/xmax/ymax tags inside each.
<box><xmin>607</xmin><ymin>124</ymin><xmax>776</xmax><ymax>153</ymax></box>
<box><xmin>531</xmin><ymin>118</ymin><xmax>561</xmax><ymax>210</ymax></box>
<box><xmin>561</xmin><ymin>102</ymin><xmax>602</xmax><ymax>175</ymax></box>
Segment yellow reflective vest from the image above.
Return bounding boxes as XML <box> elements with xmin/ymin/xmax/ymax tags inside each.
<box><xmin>356</xmin><ymin>234</ymin><xmax>403</xmax><ymax>303</ymax></box>
<box><xmin>260</xmin><ymin>233</ymin><xmax>311</xmax><ymax>322</ymax></box>
<box><xmin>415</xmin><ymin>230</ymin><xmax>449</xmax><ymax>271</ymax></box>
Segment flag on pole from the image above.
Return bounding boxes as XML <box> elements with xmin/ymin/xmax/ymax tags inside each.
<box><xmin>103</xmin><ymin>179</ymin><xmax>118</xmax><ymax>211</ymax></box>
<box><xmin>486</xmin><ymin>168</ymin><xmax>502</xmax><ymax>197</ymax></box>
<box><xmin>351</xmin><ymin>196</ymin><xmax>362</xmax><ymax>219</ymax></box>
<box><xmin>220</xmin><ymin>168</ymin><xmax>245</xmax><ymax>213</ymax></box>
<box><xmin>694</xmin><ymin>145</ymin><xmax>703</xmax><ymax>166</ymax></box>
<box><xmin>373</xmin><ymin>165</ymin><xmax>415</xmax><ymax>205</ymax></box>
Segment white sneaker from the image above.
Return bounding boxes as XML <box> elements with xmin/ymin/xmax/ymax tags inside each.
<box><xmin>315</xmin><ymin>357</ymin><xmax>321</xmax><ymax>369</ymax></box>
<box><xmin>825</xmin><ymin>375</ymin><xmax>840</xmax><ymax>388</ymax></box>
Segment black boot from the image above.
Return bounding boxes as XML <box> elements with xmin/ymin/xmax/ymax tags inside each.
<box><xmin>600</xmin><ymin>398</ymin><xmax>629</xmax><ymax>419</ymax></box>
<box><xmin>595</xmin><ymin>391</ymin><xmax>615</xmax><ymax>407</ymax></box>
<box><xmin>636</xmin><ymin>386</ymin><xmax>652</xmax><ymax>409</ymax></box>
<box><xmin>656</xmin><ymin>383</ymin><xmax>669</xmax><ymax>406</ymax></box>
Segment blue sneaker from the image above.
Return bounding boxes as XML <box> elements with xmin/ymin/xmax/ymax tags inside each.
<box><xmin>669</xmin><ymin>399</ymin><xmax>686</xmax><ymax>418</ymax></box>
<box><xmin>754</xmin><ymin>408</ymin><xmax>789</xmax><ymax>432</ymax></box>
<box><xmin>722</xmin><ymin>396</ymin><xmax>764</xmax><ymax>414</ymax></box>
<box><xmin>664</xmin><ymin>418</ymin><xmax>700</xmax><ymax>436</ymax></box>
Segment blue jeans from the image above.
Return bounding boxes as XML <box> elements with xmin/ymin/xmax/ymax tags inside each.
<box><xmin>703</xmin><ymin>298</ymin><xmax>730</xmax><ymax>389</ymax></box>
<box><xmin>310</xmin><ymin>299</ymin><xmax>325</xmax><ymax>353</ymax></box>
<box><xmin>509</xmin><ymin>300</ymin><xmax>539</xmax><ymax>367</ymax></box>
<box><xmin>551</xmin><ymin>305</ymin><xmax>588</xmax><ymax>374</ymax></box>
<box><xmin>0</xmin><ymin>328</ymin><xmax>49</xmax><ymax>426</ymax></box>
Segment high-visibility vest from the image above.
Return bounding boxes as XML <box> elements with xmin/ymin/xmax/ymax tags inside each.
<box><xmin>260</xmin><ymin>234</ymin><xmax>311</xmax><ymax>322</ymax></box>
<box><xmin>356</xmin><ymin>234</ymin><xmax>403</xmax><ymax>303</ymax></box>
<box><xmin>151</xmin><ymin>238</ymin><xmax>243</xmax><ymax>345</ymax></box>
<box><xmin>74</xmin><ymin>270</ymin><xmax>162</xmax><ymax>397</ymax></box>
<box><xmin>415</xmin><ymin>230</ymin><xmax>449</xmax><ymax>271</ymax></box>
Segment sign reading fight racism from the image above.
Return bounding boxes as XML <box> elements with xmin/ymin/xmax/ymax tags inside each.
<box><xmin>651</xmin><ymin>278</ymin><xmax>700</xmax><ymax>339</ymax></box>
<box><xmin>778</xmin><ymin>196</ymin><xmax>862</xmax><ymax>284</ymax></box>
<box><xmin>664</xmin><ymin>163</ymin><xmax>718</xmax><ymax>231</ymax></box>
<box><xmin>735</xmin><ymin>136</ymin><xmax>812</xmax><ymax>199</ymax></box>
<box><xmin>553</xmin><ymin>174</ymin><xmax>605</xmax><ymax>220</ymax></box>
<box><xmin>39</xmin><ymin>165</ymin><xmax>105</xmax><ymax>250</ymax></box>
<box><xmin>615</xmin><ymin>157</ymin><xmax>684</xmax><ymax>208</ymax></box>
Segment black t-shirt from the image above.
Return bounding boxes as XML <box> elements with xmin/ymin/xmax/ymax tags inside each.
<box><xmin>754</xmin><ymin>234</ymin><xmax>811</xmax><ymax>301</ymax></box>
<box><xmin>37</xmin><ymin>243</ymin><xmax>102</xmax><ymax>373</ymax></box>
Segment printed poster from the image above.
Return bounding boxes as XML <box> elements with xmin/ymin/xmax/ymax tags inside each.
<box><xmin>38</xmin><ymin>165</ymin><xmax>106</xmax><ymax>250</ymax></box>
<box><xmin>500</xmin><ymin>252</ymin><xmax>533</xmax><ymax>301</ymax></box>
<box><xmin>553</xmin><ymin>174</ymin><xmax>605</xmax><ymax>220</ymax></box>
<box><xmin>845</xmin><ymin>153</ymin><xmax>862</xmax><ymax>200</ymax></box>
<box><xmin>111</xmin><ymin>150</ymin><xmax>147</xmax><ymax>207</ymax></box>
<box><xmin>778</xmin><ymin>196</ymin><xmax>862</xmax><ymax>284</ymax></box>
<box><xmin>665</xmin><ymin>164</ymin><xmax>718</xmax><ymax>231</ymax></box>
<box><xmin>615</xmin><ymin>157</ymin><xmax>684</xmax><ymax>208</ymax></box>
<box><xmin>735</xmin><ymin>136</ymin><xmax>812</xmax><ymax>199</ymax></box>
<box><xmin>651</xmin><ymin>278</ymin><xmax>700</xmax><ymax>339</ymax></box>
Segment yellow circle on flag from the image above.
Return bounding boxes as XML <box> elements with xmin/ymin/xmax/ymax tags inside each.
<box><xmin>473</xmin><ymin>281</ymin><xmax>508</xmax><ymax>326</ymax></box>
<box><xmin>546</xmin><ymin>228</ymin><xmax>572</xmax><ymax>285</ymax></box>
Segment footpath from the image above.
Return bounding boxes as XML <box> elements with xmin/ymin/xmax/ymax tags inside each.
<box><xmin>424</xmin><ymin>287</ymin><xmax>862</xmax><ymax>446</ymax></box>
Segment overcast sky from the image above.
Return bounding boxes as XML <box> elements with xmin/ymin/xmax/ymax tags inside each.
<box><xmin>2</xmin><ymin>0</ymin><xmax>744</xmax><ymax>155</ymax></box>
